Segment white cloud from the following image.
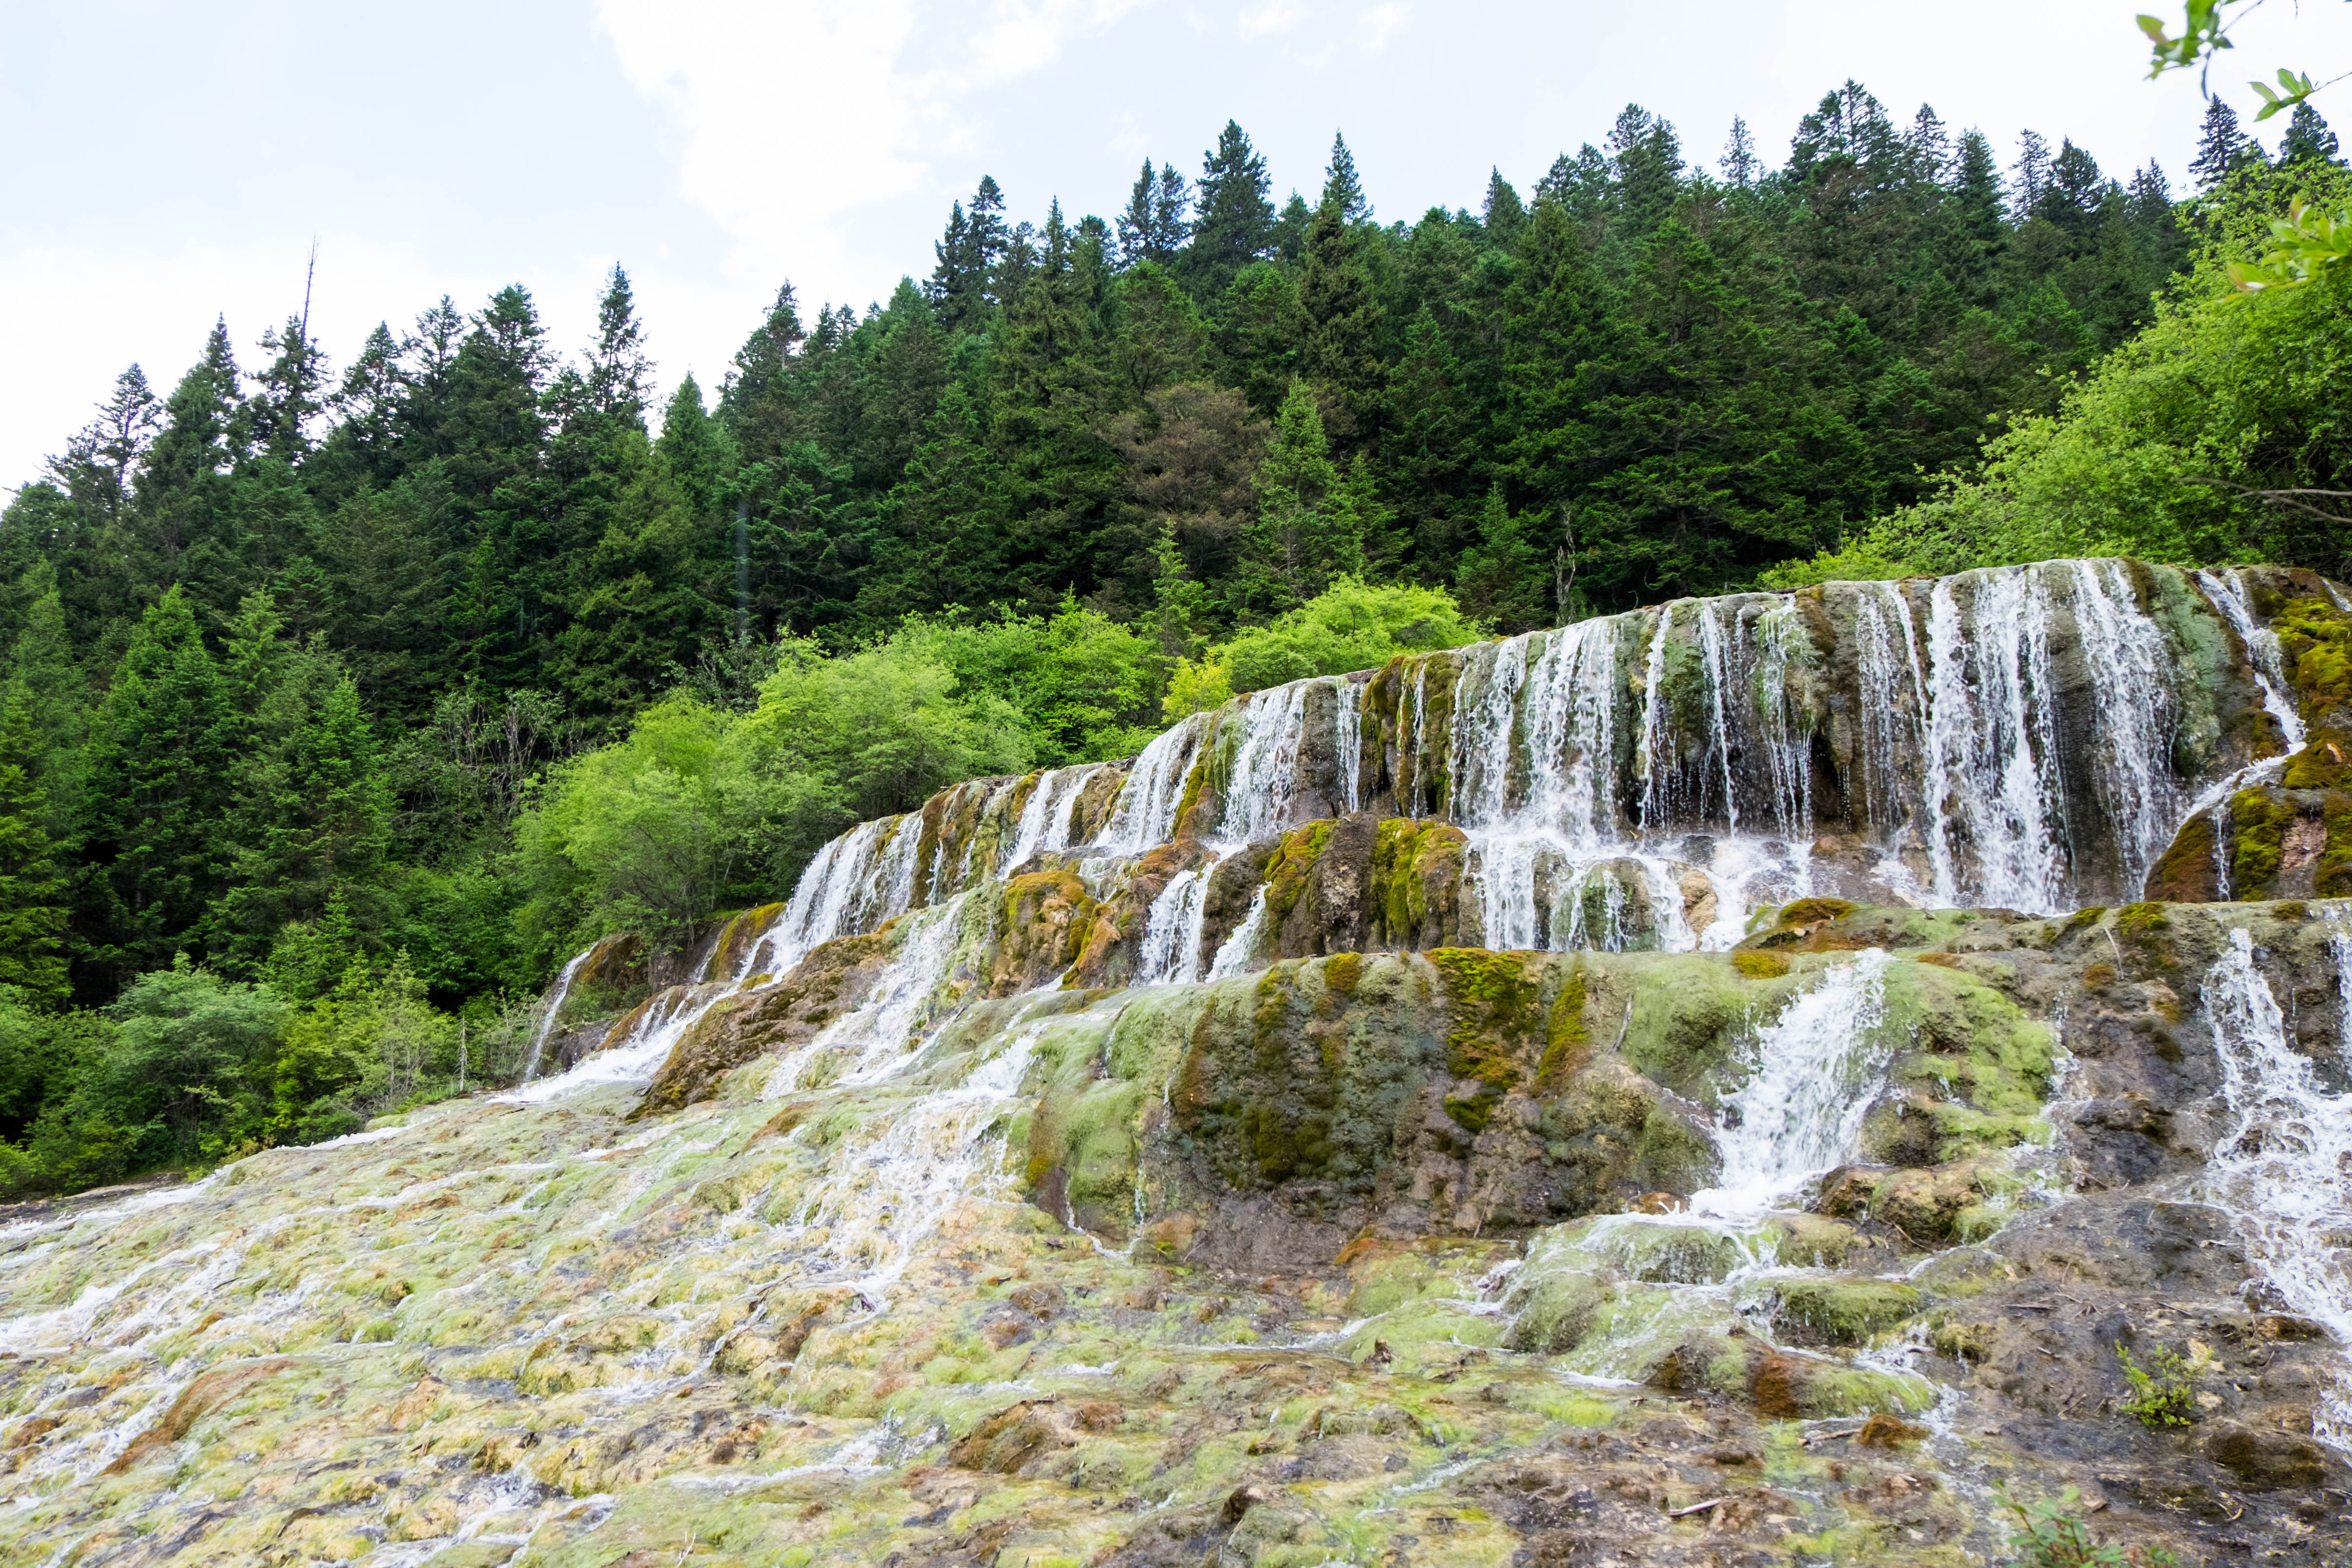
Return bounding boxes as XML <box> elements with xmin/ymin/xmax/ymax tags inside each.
<box><xmin>592</xmin><ymin>0</ymin><xmax>1152</xmax><ymax>306</ymax></box>
<box><xmin>1357</xmin><ymin>1</ymin><xmax>1407</xmax><ymax>51</ymax></box>
<box><xmin>1236</xmin><ymin>0</ymin><xmax>1303</xmax><ymax>39</ymax></box>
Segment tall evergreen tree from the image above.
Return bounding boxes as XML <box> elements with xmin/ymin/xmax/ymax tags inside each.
<box><xmin>0</xmin><ymin>685</ymin><xmax>68</xmax><ymax>1005</ymax></box>
<box><xmin>2191</xmin><ymin>96</ymin><xmax>2263</xmax><ymax>189</ymax></box>
<box><xmin>2281</xmin><ymin>101</ymin><xmax>2341</xmax><ymax>165</ymax></box>
<box><xmin>1184</xmin><ymin>121</ymin><xmax>1276</xmax><ymax>300</ymax></box>
<box><xmin>1321</xmin><ymin>132</ymin><xmax>1368</xmax><ymax>222</ymax></box>
<box><xmin>584</xmin><ymin>264</ymin><xmax>654</xmax><ymax>424</ymax></box>
<box><xmin>1481</xmin><ymin>170</ymin><xmax>1527</xmax><ymax>246</ymax></box>
<box><xmin>1719</xmin><ymin>118</ymin><xmax>1760</xmax><ymax>188</ymax></box>
<box><xmin>76</xmin><ymin>586</ymin><xmax>228</xmax><ymax>987</ymax></box>
<box><xmin>1300</xmin><ymin>198</ymin><xmax>1385</xmax><ymax>429</ymax></box>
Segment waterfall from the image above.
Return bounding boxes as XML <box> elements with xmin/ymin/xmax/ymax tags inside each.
<box><xmin>520</xmin><ymin>946</ymin><xmax>594</xmax><ymax>1083</ymax></box>
<box><xmin>1695</xmin><ymin>601</ymin><xmax>1742</xmax><ymax>832</ymax></box>
<box><xmin>1334</xmin><ymin>677</ymin><xmax>1364</xmax><ymax>813</ymax></box>
<box><xmin>1754</xmin><ymin>602</ymin><xmax>1814</xmax><ymax>843</ymax></box>
<box><xmin>2199</xmin><ymin>925</ymin><xmax>2352</xmax><ymax>1447</ymax></box>
<box><xmin>1854</xmin><ymin>582</ymin><xmax>1929</xmax><ymax>836</ymax></box>
<box><xmin>1003</xmin><ymin>764</ymin><xmax>1103</xmax><ymax>871</ymax></box>
<box><xmin>1926</xmin><ymin>567</ymin><xmax>2067</xmax><ymax>913</ymax></box>
<box><xmin>1219</xmin><ymin>681</ymin><xmax>1315</xmax><ymax>845</ymax></box>
<box><xmin>1692</xmin><ymin>949</ymin><xmax>1895</xmax><ymax>1216</ymax></box>
<box><xmin>1100</xmin><ymin>713</ymin><xmax>1210</xmax><ymax>852</ymax></box>
<box><xmin>1636</xmin><ymin>607</ymin><xmax>1674</xmax><ymax>833</ymax></box>
<box><xmin>2070</xmin><ymin>559</ymin><xmax>2183</xmax><ymax>900</ymax></box>
<box><xmin>789</xmin><ymin>1019</ymin><xmax>1052</xmax><ymax>1301</ymax></box>
<box><xmin>743</xmin><ymin>817</ymin><xmax>893</xmax><ymax>979</ymax></box>
<box><xmin>1137</xmin><ymin>863</ymin><xmax>1215</xmax><ymax>985</ymax></box>
<box><xmin>2200</xmin><ymin>568</ymin><xmax>2308</xmax><ymax>751</ymax></box>
<box><xmin>1206</xmin><ymin>887</ymin><xmax>1270</xmax><ymax>980</ymax></box>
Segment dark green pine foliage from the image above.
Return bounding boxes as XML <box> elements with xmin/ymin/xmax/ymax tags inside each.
<box><xmin>440</xmin><ymin>285</ymin><xmax>554</xmax><ymax>685</ymax></box>
<box><xmin>2191</xmin><ymin>96</ymin><xmax>2265</xmax><ymax>190</ymax></box>
<box><xmin>1184</xmin><ymin>122</ymin><xmax>1276</xmax><ymax>301</ymax></box>
<box><xmin>991</xmin><ymin>201</ymin><xmax>1122</xmax><ymax>605</ymax></box>
<box><xmin>1299</xmin><ymin>196</ymin><xmax>1385</xmax><ymax>433</ymax></box>
<box><xmin>76</xmin><ymin>586</ymin><xmax>229</xmax><ymax>989</ymax></box>
<box><xmin>0</xmin><ymin>84</ymin><xmax>2245</xmax><ymax>1046</ymax></box>
<box><xmin>2281</xmin><ymin>103</ymin><xmax>2341</xmax><ymax>166</ymax></box>
<box><xmin>0</xmin><ymin>684</ymin><xmax>70</xmax><ymax>1005</ymax></box>
<box><xmin>1117</xmin><ymin>162</ymin><xmax>1193</xmax><ymax>267</ymax></box>
<box><xmin>210</xmin><ymin>593</ymin><xmax>393</xmax><ymax>975</ymax></box>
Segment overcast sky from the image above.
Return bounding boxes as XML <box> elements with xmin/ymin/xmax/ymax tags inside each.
<box><xmin>5</xmin><ymin>0</ymin><xmax>2351</xmax><ymax>492</ymax></box>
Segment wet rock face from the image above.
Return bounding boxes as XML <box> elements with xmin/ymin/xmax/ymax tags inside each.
<box><xmin>19</xmin><ymin>560</ymin><xmax>2352</xmax><ymax>1567</ymax></box>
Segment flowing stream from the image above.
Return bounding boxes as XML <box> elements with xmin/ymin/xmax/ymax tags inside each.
<box><xmin>2200</xmin><ymin>918</ymin><xmax>2352</xmax><ymax>1445</ymax></box>
<box><xmin>0</xmin><ymin>558</ymin><xmax>2331</xmax><ymax>1557</ymax></box>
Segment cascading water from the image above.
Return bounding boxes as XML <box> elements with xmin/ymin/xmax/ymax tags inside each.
<box><xmin>2199</xmin><ymin>924</ymin><xmax>2352</xmax><ymax>1446</ymax></box>
<box><xmin>1219</xmin><ymin>681</ymin><xmax>1315</xmax><ymax>845</ymax></box>
<box><xmin>520</xmin><ymin>945</ymin><xmax>594</xmax><ymax>1082</ymax></box>
<box><xmin>1099</xmin><ymin>713</ymin><xmax>1210</xmax><ymax>853</ymax></box>
<box><xmin>1926</xmin><ymin>567</ymin><xmax>2067</xmax><ymax>913</ymax></box>
<box><xmin>1693</xmin><ymin>949</ymin><xmax>1896</xmax><ymax>1216</ymax></box>
<box><xmin>10</xmin><ymin>559</ymin><xmax>2341</xmax><ymax>1566</ymax></box>
<box><xmin>1136</xmin><ymin>863</ymin><xmax>1216</xmax><ymax>985</ymax></box>
<box><xmin>2199</xmin><ymin>567</ymin><xmax>2308</xmax><ymax>751</ymax></box>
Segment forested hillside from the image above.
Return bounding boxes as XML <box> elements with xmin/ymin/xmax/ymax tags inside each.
<box><xmin>0</xmin><ymin>80</ymin><xmax>2344</xmax><ymax>1193</ymax></box>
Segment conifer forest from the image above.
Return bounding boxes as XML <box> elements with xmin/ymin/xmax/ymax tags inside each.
<box><xmin>0</xmin><ymin>81</ymin><xmax>2348</xmax><ymax>1197</ymax></box>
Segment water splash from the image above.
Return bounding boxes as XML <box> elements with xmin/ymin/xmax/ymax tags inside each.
<box><xmin>2200</xmin><ymin>925</ymin><xmax>2352</xmax><ymax>1448</ymax></box>
<box><xmin>1692</xmin><ymin>948</ymin><xmax>1896</xmax><ymax>1216</ymax></box>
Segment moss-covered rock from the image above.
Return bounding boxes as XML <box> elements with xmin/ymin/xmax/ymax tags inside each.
<box><xmin>1775</xmin><ymin>1278</ymin><xmax>1922</xmax><ymax>1345</ymax></box>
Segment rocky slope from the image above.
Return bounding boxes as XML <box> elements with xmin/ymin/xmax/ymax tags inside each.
<box><xmin>5</xmin><ymin>558</ymin><xmax>2352</xmax><ymax>1568</ymax></box>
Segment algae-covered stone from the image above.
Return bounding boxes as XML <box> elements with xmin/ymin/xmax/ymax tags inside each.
<box><xmin>1774</xmin><ymin>1278</ymin><xmax>1922</xmax><ymax>1345</ymax></box>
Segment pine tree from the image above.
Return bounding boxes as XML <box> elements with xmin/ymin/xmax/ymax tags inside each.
<box><xmin>1906</xmin><ymin>105</ymin><xmax>1952</xmax><ymax>183</ymax></box>
<box><xmin>1117</xmin><ymin>162</ymin><xmax>1158</xmax><ymax>268</ymax></box>
<box><xmin>77</xmin><ymin>585</ymin><xmax>229</xmax><ymax>983</ymax></box>
<box><xmin>1154</xmin><ymin>164</ymin><xmax>1193</xmax><ymax>258</ymax></box>
<box><xmin>1384</xmin><ymin>307</ymin><xmax>1473</xmax><ymax>570</ymax></box>
<box><xmin>862</xmin><ymin>384</ymin><xmax>1015</xmax><ymax>619</ymax></box>
<box><xmin>1924</xmin><ymin>127</ymin><xmax>2006</xmax><ymax>309</ymax></box>
<box><xmin>1322</xmin><ymin>132</ymin><xmax>1368</xmax><ymax>222</ymax></box>
<box><xmin>1454</xmin><ymin>483</ymin><xmax>1548</xmax><ymax>631</ymax></box>
<box><xmin>1500</xmin><ymin>196</ymin><xmax>1610</xmax><ymax>514</ymax></box>
<box><xmin>1113</xmin><ymin>263</ymin><xmax>1207</xmax><ymax>397</ymax></box>
<box><xmin>2010</xmin><ymin>130</ymin><xmax>2052</xmax><ymax>213</ymax></box>
<box><xmin>1719</xmin><ymin>118</ymin><xmax>1759</xmax><ymax>188</ymax></box>
<box><xmin>585</xmin><ymin>264</ymin><xmax>654</xmax><ymax>424</ymax></box>
<box><xmin>47</xmin><ymin>366</ymin><xmax>162</xmax><ymax>530</ymax></box>
<box><xmin>312</xmin><ymin>323</ymin><xmax>407</xmax><ymax>497</ymax></box>
<box><xmin>1237</xmin><ymin>380</ymin><xmax>1356</xmax><ymax>612</ymax></box>
<box><xmin>2191</xmin><ymin>96</ymin><xmax>2263</xmax><ymax>189</ymax></box>
<box><xmin>212</xmin><ymin>653</ymin><xmax>393</xmax><ymax>973</ymax></box>
<box><xmin>133</xmin><ymin>321</ymin><xmax>245</xmax><ymax>607</ymax></box>
<box><xmin>0</xmin><ymin>685</ymin><xmax>68</xmax><ymax>1005</ymax></box>
<box><xmin>1607</xmin><ymin>105</ymin><xmax>1683</xmax><ymax>239</ymax></box>
<box><xmin>397</xmin><ymin>296</ymin><xmax>466</xmax><ymax>456</ymax></box>
<box><xmin>4</xmin><ymin>578</ymin><xmax>85</xmax><ymax>847</ymax></box>
<box><xmin>1481</xmin><ymin>170</ymin><xmax>1527</xmax><ymax>246</ymax></box>
<box><xmin>1300</xmin><ymin>198</ymin><xmax>1385</xmax><ymax>427</ymax></box>
<box><xmin>1184</xmin><ymin>121</ymin><xmax>1275</xmax><ymax>300</ymax></box>
<box><xmin>249</xmin><ymin>314</ymin><xmax>329</xmax><ymax>466</ymax></box>
<box><xmin>2281</xmin><ymin>101</ymin><xmax>2341</xmax><ymax>165</ymax></box>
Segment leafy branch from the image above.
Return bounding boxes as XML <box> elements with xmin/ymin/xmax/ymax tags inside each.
<box><xmin>2137</xmin><ymin>0</ymin><xmax>2345</xmax><ymax>116</ymax></box>
<box><xmin>2224</xmin><ymin>197</ymin><xmax>2352</xmax><ymax>290</ymax></box>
